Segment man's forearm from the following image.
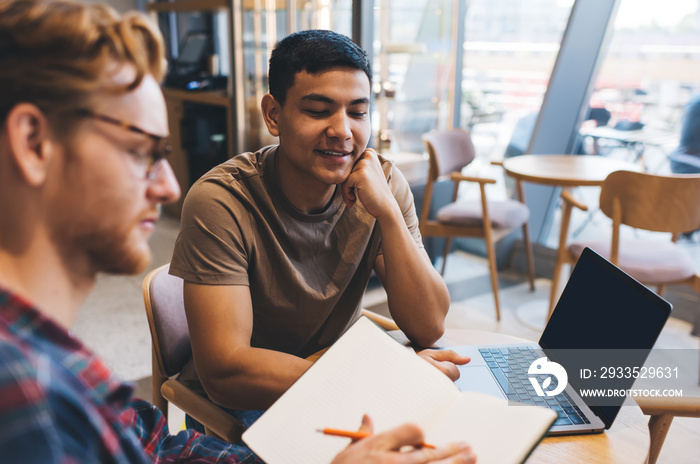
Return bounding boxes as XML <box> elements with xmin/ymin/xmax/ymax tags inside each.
<box><xmin>201</xmin><ymin>347</ymin><xmax>313</xmax><ymax>410</ymax></box>
<box><xmin>376</xmin><ymin>208</ymin><xmax>450</xmax><ymax>347</ymax></box>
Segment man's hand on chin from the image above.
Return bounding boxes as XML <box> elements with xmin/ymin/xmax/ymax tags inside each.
<box><xmin>340</xmin><ymin>148</ymin><xmax>397</xmax><ymax>219</ymax></box>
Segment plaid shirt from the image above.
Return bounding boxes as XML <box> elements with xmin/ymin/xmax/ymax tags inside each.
<box><xmin>0</xmin><ymin>287</ymin><xmax>260</xmax><ymax>463</ymax></box>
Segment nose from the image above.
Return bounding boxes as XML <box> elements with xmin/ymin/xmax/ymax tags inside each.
<box><xmin>147</xmin><ymin>160</ymin><xmax>181</xmax><ymax>205</ymax></box>
<box><xmin>326</xmin><ymin>111</ymin><xmax>352</xmax><ymax>141</ymax></box>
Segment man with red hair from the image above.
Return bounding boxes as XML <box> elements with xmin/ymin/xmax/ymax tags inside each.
<box><xmin>0</xmin><ymin>1</ymin><xmax>475</xmax><ymax>463</ymax></box>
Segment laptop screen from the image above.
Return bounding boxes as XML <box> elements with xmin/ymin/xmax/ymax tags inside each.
<box><xmin>539</xmin><ymin>247</ymin><xmax>672</xmax><ymax>427</ymax></box>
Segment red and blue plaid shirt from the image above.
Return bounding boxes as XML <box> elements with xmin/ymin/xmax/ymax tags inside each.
<box><xmin>0</xmin><ymin>287</ymin><xmax>260</xmax><ymax>463</ymax></box>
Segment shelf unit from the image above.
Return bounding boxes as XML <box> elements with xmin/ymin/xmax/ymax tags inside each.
<box><xmin>147</xmin><ymin>0</ymin><xmax>228</xmax><ymax>12</ymax></box>
<box><xmin>146</xmin><ymin>0</ymin><xmax>245</xmax><ymax>216</ymax></box>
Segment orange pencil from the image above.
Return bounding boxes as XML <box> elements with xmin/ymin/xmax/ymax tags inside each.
<box><xmin>317</xmin><ymin>428</ymin><xmax>436</xmax><ymax>449</ymax></box>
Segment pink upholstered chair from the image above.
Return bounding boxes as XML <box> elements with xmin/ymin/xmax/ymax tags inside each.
<box><xmin>143</xmin><ymin>264</ymin><xmax>245</xmax><ymax>443</ymax></box>
<box><xmin>421</xmin><ymin>129</ymin><xmax>536</xmax><ymax>320</ymax></box>
<box><xmin>549</xmin><ymin>170</ymin><xmax>700</xmax><ymax>318</ymax></box>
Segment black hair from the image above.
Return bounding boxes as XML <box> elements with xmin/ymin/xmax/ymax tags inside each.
<box><xmin>268</xmin><ymin>29</ymin><xmax>372</xmax><ymax>105</ymax></box>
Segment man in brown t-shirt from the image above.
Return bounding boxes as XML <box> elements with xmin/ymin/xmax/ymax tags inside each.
<box><xmin>170</xmin><ymin>30</ymin><xmax>468</xmax><ymax>423</ymax></box>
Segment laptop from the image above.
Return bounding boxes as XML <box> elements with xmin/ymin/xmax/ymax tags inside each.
<box><xmin>450</xmin><ymin>247</ymin><xmax>672</xmax><ymax>435</ymax></box>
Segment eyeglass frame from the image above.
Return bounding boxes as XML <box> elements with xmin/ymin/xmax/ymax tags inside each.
<box><xmin>74</xmin><ymin>108</ymin><xmax>172</xmax><ymax>179</ymax></box>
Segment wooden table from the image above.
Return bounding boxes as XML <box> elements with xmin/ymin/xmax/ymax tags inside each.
<box><xmin>502</xmin><ymin>154</ymin><xmax>639</xmax><ymax>188</ymax></box>
<box><xmin>502</xmin><ymin>155</ymin><xmax>640</xmax><ymax>314</ymax></box>
<box><xmin>391</xmin><ymin>328</ymin><xmax>651</xmax><ymax>464</ymax></box>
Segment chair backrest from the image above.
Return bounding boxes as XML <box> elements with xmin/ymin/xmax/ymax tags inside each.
<box><xmin>599</xmin><ymin>170</ymin><xmax>700</xmax><ymax>235</ymax></box>
<box><xmin>422</xmin><ymin>129</ymin><xmax>476</xmax><ymax>180</ymax></box>
<box><xmin>142</xmin><ymin>263</ymin><xmax>192</xmax><ymax>378</ymax></box>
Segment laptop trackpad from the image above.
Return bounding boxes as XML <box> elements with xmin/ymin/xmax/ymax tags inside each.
<box><xmin>455</xmin><ymin>365</ymin><xmax>504</xmax><ymax>399</ymax></box>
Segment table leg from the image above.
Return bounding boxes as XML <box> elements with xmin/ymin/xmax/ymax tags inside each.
<box><xmin>548</xmin><ymin>188</ymin><xmax>576</xmax><ymax>319</ymax></box>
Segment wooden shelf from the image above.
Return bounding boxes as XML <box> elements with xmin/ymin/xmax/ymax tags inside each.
<box><xmin>147</xmin><ymin>0</ymin><xmax>228</xmax><ymax>13</ymax></box>
<box><xmin>241</xmin><ymin>0</ymin><xmax>289</xmax><ymax>9</ymax></box>
<box><xmin>147</xmin><ymin>0</ymin><xmax>289</xmax><ymax>12</ymax></box>
<box><xmin>150</xmin><ymin>0</ymin><xmax>244</xmax><ymax>217</ymax></box>
<box><xmin>162</xmin><ymin>88</ymin><xmax>231</xmax><ymax>107</ymax></box>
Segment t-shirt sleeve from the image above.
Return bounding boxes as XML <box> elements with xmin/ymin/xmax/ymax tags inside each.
<box><xmin>169</xmin><ymin>179</ymin><xmax>252</xmax><ymax>286</ymax></box>
<box><xmin>379</xmin><ymin>159</ymin><xmax>424</xmax><ymax>255</ymax></box>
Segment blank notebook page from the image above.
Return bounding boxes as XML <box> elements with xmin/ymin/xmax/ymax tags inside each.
<box><xmin>242</xmin><ymin>317</ymin><xmax>460</xmax><ymax>464</ymax></box>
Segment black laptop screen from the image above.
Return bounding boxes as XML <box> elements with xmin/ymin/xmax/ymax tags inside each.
<box><xmin>539</xmin><ymin>247</ymin><xmax>672</xmax><ymax>427</ymax></box>
<box><xmin>541</xmin><ymin>248</ymin><xmax>670</xmax><ymax>350</ymax></box>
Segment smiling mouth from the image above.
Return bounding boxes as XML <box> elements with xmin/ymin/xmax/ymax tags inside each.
<box><xmin>318</xmin><ymin>150</ymin><xmax>351</xmax><ymax>157</ymax></box>
<box><xmin>140</xmin><ymin>212</ymin><xmax>160</xmax><ymax>227</ymax></box>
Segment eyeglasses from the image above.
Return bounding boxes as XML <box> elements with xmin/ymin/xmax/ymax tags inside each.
<box><xmin>74</xmin><ymin>108</ymin><xmax>172</xmax><ymax>179</ymax></box>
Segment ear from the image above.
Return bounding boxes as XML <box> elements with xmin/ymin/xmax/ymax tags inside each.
<box><xmin>4</xmin><ymin>103</ymin><xmax>56</xmax><ymax>187</ymax></box>
<box><xmin>260</xmin><ymin>93</ymin><xmax>281</xmax><ymax>137</ymax></box>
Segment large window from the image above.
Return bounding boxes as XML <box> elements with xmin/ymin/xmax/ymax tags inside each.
<box><xmin>370</xmin><ymin>0</ymin><xmax>576</xmax><ymax>165</ymax></box>
<box><xmin>546</xmin><ymin>0</ymin><xmax>700</xmax><ymax>247</ymax></box>
<box><xmin>461</xmin><ymin>0</ymin><xmax>573</xmax><ymax>165</ymax></box>
<box><xmin>580</xmin><ymin>0</ymin><xmax>700</xmax><ymax>172</ymax></box>
<box><xmin>450</xmin><ymin>0</ymin><xmax>574</xmax><ymax>209</ymax></box>
<box><xmin>372</xmin><ymin>0</ymin><xmax>457</xmax><ymax>154</ymax></box>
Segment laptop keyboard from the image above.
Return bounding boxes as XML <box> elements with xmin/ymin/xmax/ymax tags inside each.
<box><xmin>479</xmin><ymin>347</ymin><xmax>591</xmax><ymax>427</ymax></box>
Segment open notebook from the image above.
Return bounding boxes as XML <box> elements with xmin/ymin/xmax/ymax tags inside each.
<box><xmin>242</xmin><ymin>316</ymin><xmax>557</xmax><ymax>464</ymax></box>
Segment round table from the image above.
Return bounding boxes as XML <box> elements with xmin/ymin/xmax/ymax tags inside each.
<box><xmin>502</xmin><ymin>154</ymin><xmax>640</xmax><ymax>188</ymax></box>
<box><xmin>391</xmin><ymin>328</ymin><xmax>651</xmax><ymax>464</ymax></box>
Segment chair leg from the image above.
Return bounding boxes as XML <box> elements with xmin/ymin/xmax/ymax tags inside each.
<box><xmin>152</xmin><ymin>349</ymin><xmax>168</xmax><ymax>419</ymax></box>
<box><xmin>548</xmin><ymin>261</ymin><xmax>564</xmax><ymax>320</ymax></box>
<box><xmin>647</xmin><ymin>414</ymin><xmax>674</xmax><ymax>464</ymax></box>
<box><xmin>550</xmin><ymin>191</ymin><xmax>575</xmax><ymax>320</ymax></box>
<box><xmin>656</xmin><ymin>285</ymin><xmax>666</xmax><ymax>297</ymax></box>
<box><xmin>521</xmin><ymin>223</ymin><xmax>536</xmax><ymax>291</ymax></box>
<box><xmin>484</xmin><ymin>235</ymin><xmax>501</xmax><ymax>321</ymax></box>
<box><xmin>440</xmin><ymin>237</ymin><xmax>453</xmax><ymax>276</ymax></box>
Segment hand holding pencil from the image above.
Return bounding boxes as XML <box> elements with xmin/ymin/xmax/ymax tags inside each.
<box><xmin>328</xmin><ymin>415</ymin><xmax>477</xmax><ymax>464</ymax></box>
<box><xmin>319</xmin><ymin>427</ymin><xmax>436</xmax><ymax>449</ymax></box>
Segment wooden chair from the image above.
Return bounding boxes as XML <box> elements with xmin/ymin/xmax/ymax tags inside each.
<box><xmin>142</xmin><ymin>263</ymin><xmax>245</xmax><ymax>443</ymax></box>
<box><xmin>143</xmin><ymin>264</ymin><xmax>400</xmax><ymax>440</ymax></box>
<box><xmin>549</xmin><ymin>170</ymin><xmax>700</xmax><ymax>318</ymax></box>
<box><xmin>636</xmin><ymin>396</ymin><xmax>700</xmax><ymax>464</ymax></box>
<box><xmin>421</xmin><ymin>129</ymin><xmax>536</xmax><ymax>320</ymax></box>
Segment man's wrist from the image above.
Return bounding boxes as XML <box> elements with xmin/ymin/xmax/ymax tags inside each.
<box><xmin>374</xmin><ymin>201</ymin><xmax>403</xmax><ymax>226</ymax></box>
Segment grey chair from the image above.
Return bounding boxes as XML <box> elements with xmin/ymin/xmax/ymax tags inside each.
<box><xmin>142</xmin><ymin>264</ymin><xmax>245</xmax><ymax>443</ymax></box>
<box><xmin>421</xmin><ymin>129</ymin><xmax>536</xmax><ymax>320</ymax></box>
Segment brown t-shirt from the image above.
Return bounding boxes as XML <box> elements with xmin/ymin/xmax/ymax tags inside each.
<box><xmin>170</xmin><ymin>145</ymin><xmax>422</xmax><ymax>359</ymax></box>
